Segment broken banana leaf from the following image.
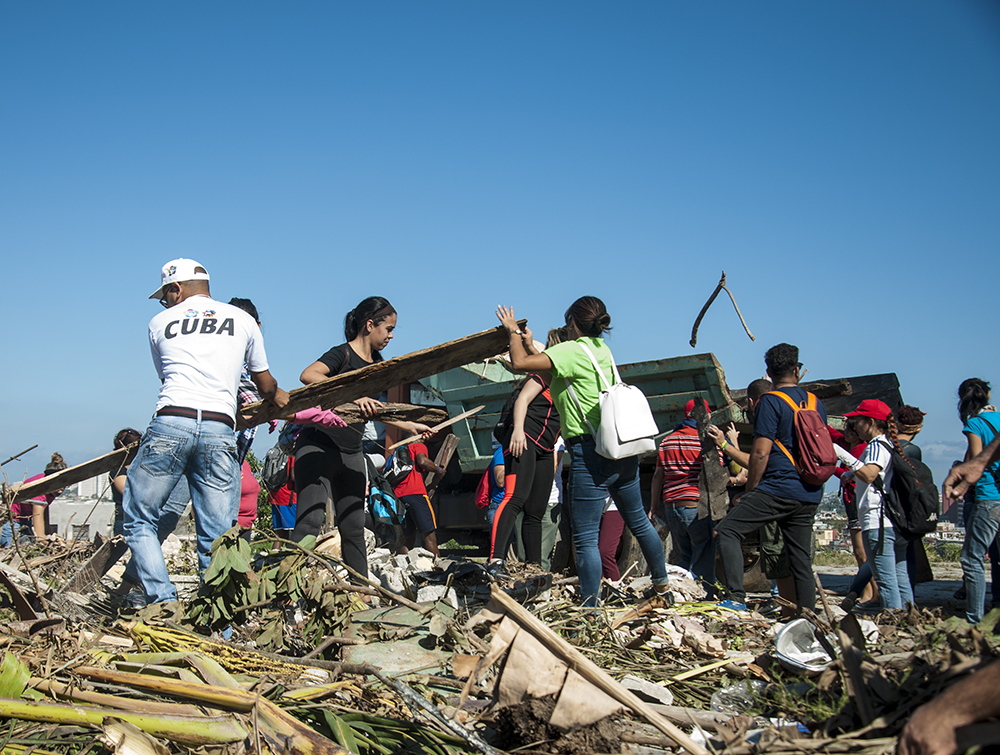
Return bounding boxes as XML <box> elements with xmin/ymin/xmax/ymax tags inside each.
<box><xmin>32</xmin><ymin>678</ymin><xmax>203</xmax><ymax>717</ymax></box>
<box><xmin>74</xmin><ymin>666</ymin><xmax>350</xmax><ymax>755</ymax></box>
<box><xmin>0</xmin><ymin>697</ymin><xmax>247</xmax><ymax>746</ymax></box>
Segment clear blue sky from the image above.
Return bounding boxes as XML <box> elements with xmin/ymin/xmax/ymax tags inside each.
<box><xmin>2</xmin><ymin>1</ymin><xmax>998</xmax><ymax>488</ymax></box>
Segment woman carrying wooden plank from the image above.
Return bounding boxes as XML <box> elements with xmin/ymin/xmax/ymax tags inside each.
<box><xmin>292</xmin><ymin>297</ymin><xmax>432</xmax><ymax>580</ymax></box>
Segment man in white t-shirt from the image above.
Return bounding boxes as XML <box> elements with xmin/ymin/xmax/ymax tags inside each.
<box><xmin>123</xmin><ymin>259</ymin><xmax>289</xmax><ymax>604</ymax></box>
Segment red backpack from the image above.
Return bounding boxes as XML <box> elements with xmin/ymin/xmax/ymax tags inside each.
<box><xmin>474</xmin><ymin>467</ymin><xmax>492</xmax><ymax>509</ymax></box>
<box><xmin>766</xmin><ymin>391</ymin><xmax>837</xmax><ymax>486</ymax></box>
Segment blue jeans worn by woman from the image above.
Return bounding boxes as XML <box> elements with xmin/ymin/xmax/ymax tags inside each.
<box><xmin>123</xmin><ymin>415</ymin><xmax>239</xmax><ymax>604</ymax></box>
<box><xmin>962</xmin><ymin>495</ymin><xmax>1000</xmax><ymax>608</ymax></box>
<box><xmin>862</xmin><ymin>527</ymin><xmax>913</xmax><ymax>610</ymax></box>
<box><xmin>0</xmin><ymin>520</ymin><xmax>33</xmax><ymax>547</ymax></box>
<box><xmin>664</xmin><ymin>505</ymin><xmax>716</xmax><ymax>598</ymax></box>
<box><xmin>960</xmin><ymin>498</ymin><xmax>1000</xmax><ymax>624</ymax></box>
<box><xmin>568</xmin><ymin>436</ymin><xmax>668</xmax><ymax>606</ymax></box>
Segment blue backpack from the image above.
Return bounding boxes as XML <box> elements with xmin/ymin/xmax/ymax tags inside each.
<box><xmin>366</xmin><ymin>456</ymin><xmax>406</xmax><ymax>525</ymax></box>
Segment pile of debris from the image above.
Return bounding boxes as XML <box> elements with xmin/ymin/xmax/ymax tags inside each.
<box><xmin>0</xmin><ymin>530</ymin><xmax>997</xmax><ymax>755</ymax></box>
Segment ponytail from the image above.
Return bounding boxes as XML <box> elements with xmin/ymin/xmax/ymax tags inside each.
<box><xmin>958</xmin><ymin>378</ymin><xmax>991</xmax><ymax>424</ymax></box>
<box><xmin>886</xmin><ymin>413</ymin><xmax>917</xmax><ymax>475</ymax></box>
<box><xmin>564</xmin><ymin>296</ymin><xmax>612</xmax><ymax>339</ymax></box>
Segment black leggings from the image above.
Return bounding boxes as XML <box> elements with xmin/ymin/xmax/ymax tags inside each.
<box><xmin>292</xmin><ymin>429</ymin><xmax>368</xmax><ymax>579</ymax></box>
<box><xmin>490</xmin><ymin>445</ymin><xmax>554</xmax><ymax>563</ymax></box>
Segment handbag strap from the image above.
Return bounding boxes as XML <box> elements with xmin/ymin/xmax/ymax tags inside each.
<box><xmin>562</xmin><ymin>340</ymin><xmax>618</xmax><ymax>438</ymax></box>
<box><xmin>576</xmin><ymin>341</ymin><xmax>620</xmax><ymax>390</ymax></box>
<box><xmin>563</xmin><ymin>380</ymin><xmax>598</xmax><ymax>437</ymax></box>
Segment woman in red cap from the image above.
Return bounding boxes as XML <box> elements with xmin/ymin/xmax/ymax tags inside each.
<box><xmin>838</xmin><ymin>399</ymin><xmax>913</xmax><ymax>610</ymax></box>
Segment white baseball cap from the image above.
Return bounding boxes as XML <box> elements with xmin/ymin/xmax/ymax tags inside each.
<box><xmin>149</xmin><ymin>258</ymin><xmax>211</xmax><ymax>299</ymax></box>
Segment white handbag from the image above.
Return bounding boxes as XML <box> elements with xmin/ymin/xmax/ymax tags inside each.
<box><xmin>564</xmin><ymin>342</ymin><xmax>659</xmax><ymax>459</ymax></box>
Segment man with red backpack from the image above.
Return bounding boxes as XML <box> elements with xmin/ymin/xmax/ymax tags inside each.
<box><xmin>715</xmin><ymin>343</ymin><xmax>834</xmax><ymax>613</ymax></box>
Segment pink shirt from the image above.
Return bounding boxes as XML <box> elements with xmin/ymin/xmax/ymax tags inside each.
<box><xmin>238</xmin><ymin>460</ymin><xmax>260</xmax><ymax>528</ymax></box>
<box><xmin>12</xmin><ymin>473</ymin><xmax>56</xmax><ymax>519</ymax></box>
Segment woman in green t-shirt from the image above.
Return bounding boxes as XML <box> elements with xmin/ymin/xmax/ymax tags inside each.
<box><xmin>496</xmin><ymin>297</ymin><xmax>669</xmax><ymax>606</ymax></box>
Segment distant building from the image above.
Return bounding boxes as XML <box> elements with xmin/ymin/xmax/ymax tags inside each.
<box><xmin>75</xmin><ymin>475</ymin><xmax>113</xmax><ymax>501</ymax></box>
<box><xmin>928</xmin><ymin>520</ymin><xmax>964</xmax><ymax>544</ymax></box>
<box><xmin>815</xmin><ymin>528</ymin><xmax>839</xmax><ymax>547</ymax></box>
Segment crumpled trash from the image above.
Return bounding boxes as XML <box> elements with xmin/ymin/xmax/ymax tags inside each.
<box><xmin>709</xmin><ymin>680</ymin><xmax>766</xmax><ymax>715</ymax></box>
<box><xmin>775</xmin><ymin>618</ymin><xmax>837</xmax><ymax>673</ymax></box>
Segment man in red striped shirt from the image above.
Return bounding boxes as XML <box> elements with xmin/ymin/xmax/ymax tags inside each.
<box><xmin>650</xmin><ymin>399</ymin><xmax>722</xmax><ymax>597</ymax></box>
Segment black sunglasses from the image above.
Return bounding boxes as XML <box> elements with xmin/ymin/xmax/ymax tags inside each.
<box><xmin>159</xmin><ymin>284</ymin><xmax>178</xmax><ymax>308</ymax></box>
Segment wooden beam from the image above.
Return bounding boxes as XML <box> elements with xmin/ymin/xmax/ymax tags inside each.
<box><xmin>239</xmin><ymin>320</ymin><xmax>525</xmax><ymax>427</ymax></box>
<box><xmin>6</xmin><ymin>446</ymin><xmax>132</xmax><ymax>506</ymax></box>
<box><xmin>8</xmin><ymin>323</ymin><xmax>523</xmax><ymax>505</ymax></box>
<box><xmin>425</xmin><ymin>434</ymin><xmax>460</xmax><ymax>498</ymax></box>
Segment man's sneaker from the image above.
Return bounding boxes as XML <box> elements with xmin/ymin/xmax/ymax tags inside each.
<box><xmin>856</xmin><ymin>601</ymin><xmax>882</xmax><ymax>613</ymax></box>
<box><xmin>486</xmin><ymin>561</ymin><xmax>509</xmax><ymax>581</ymax></box>
<box><xmin>717</xmin><ymin>599</ymin><xmax>748</xmax><ymax>612</ymax></box>
<box><xmin>757</xmin><ymin>599</ymin><xmax>782</xmax><ymax>618</ymax></box>
<box><xmin>640</xmin><ymin>585</ymin><xmax>676</xmax><ymax>606</ymax></box>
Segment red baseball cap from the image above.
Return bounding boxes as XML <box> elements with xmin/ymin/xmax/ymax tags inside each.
<box><xmin>684</xmin><ymin>398</ymin><xmax>710</xmax><ymax>418</ymax></box>
<box><xmin>844</xmin><ymin>399</ymin><xmax>892</xmax><ymax>422</ymax></box>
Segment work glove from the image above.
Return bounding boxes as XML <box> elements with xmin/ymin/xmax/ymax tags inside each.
<box><xmin>294</xmin><ymin>407</ymin><xmax>347</xmax><ymax>429</ymax></box>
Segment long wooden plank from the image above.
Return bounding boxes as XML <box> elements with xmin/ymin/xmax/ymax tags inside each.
<box><xmin>6</xmin><ymin>446</ymin><xmax>132</xmax><ymax>506</ymax></box>
<box><xmin>8</xmin><ymin>322</ymin><xmax>522</xmax><ymax>505</ymax></box>
<box><xmin>239</xmin><ymin>321</ymin><xmax>524</xmax><ymax>426</ymax></box>
<box><xmin>489</xmin><ymin>586</ymin><xmax>710</xmax><ymax>755</ymax></box>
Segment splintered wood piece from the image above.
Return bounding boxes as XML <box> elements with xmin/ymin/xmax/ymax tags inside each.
<box><xmin>7</xmin><ymin>445</ymin><xmax>132</xmax><ymax>506</ymax></box>
<box><xmin>424</xmin><ymin>434</ymin><xmax>460</xmax><ymax>498</ymax></box>
<box><xmin>689</xmin><ymin>270</ymin><xmax>755</xmax><ymax>347</ymax></box>
<box><xmin>59</xmin><ymin>536</ymin><xmax>130</xmax><ymax>595</ymax></box>
<box><xmin>324</xmin><ymin>403</ymin><xmax>448</xmax><ymax>427</ymax></box>
<box><xmin>386</xmin><ymin>405</ymin><xmax>484</xmax><ymax>452</ymax></box>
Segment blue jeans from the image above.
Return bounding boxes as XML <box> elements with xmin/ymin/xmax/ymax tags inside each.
<box><xmin>962</xmin><ymin>497</ymin><xmax>1000</xmax><ymax>607</ymax></box>
<box><xmin>115</xmin><ymin>477</ymin><xmax>191</xmax><ymax>590</ymax></box>
<box><xmin>0</xmin><ymin>520</ymin><xmax>33</xmax><ymax>547</ymax></box>
<box><xmin>664</xmin><ymin>505</ymin><xmax>716</xmax><ymax>598</ymax></box>
<box><xmin>960</xmin><ymin>498</ymin><xmax>1000</xmax><ymax>624</ymax></box>
<box><xmin>863</xmin><ymin>527</ymin><xmax>913</xmax><ymax>610</ymax></box>
<box><xmin>123</xmin><ymin>415</ymin><xmax>239</xmax><ymax>603</ymax></box>
<box><xmin>567</xmin><ymin>437</ymin><xmax>667</xmax><ymax>606</ymax></box>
